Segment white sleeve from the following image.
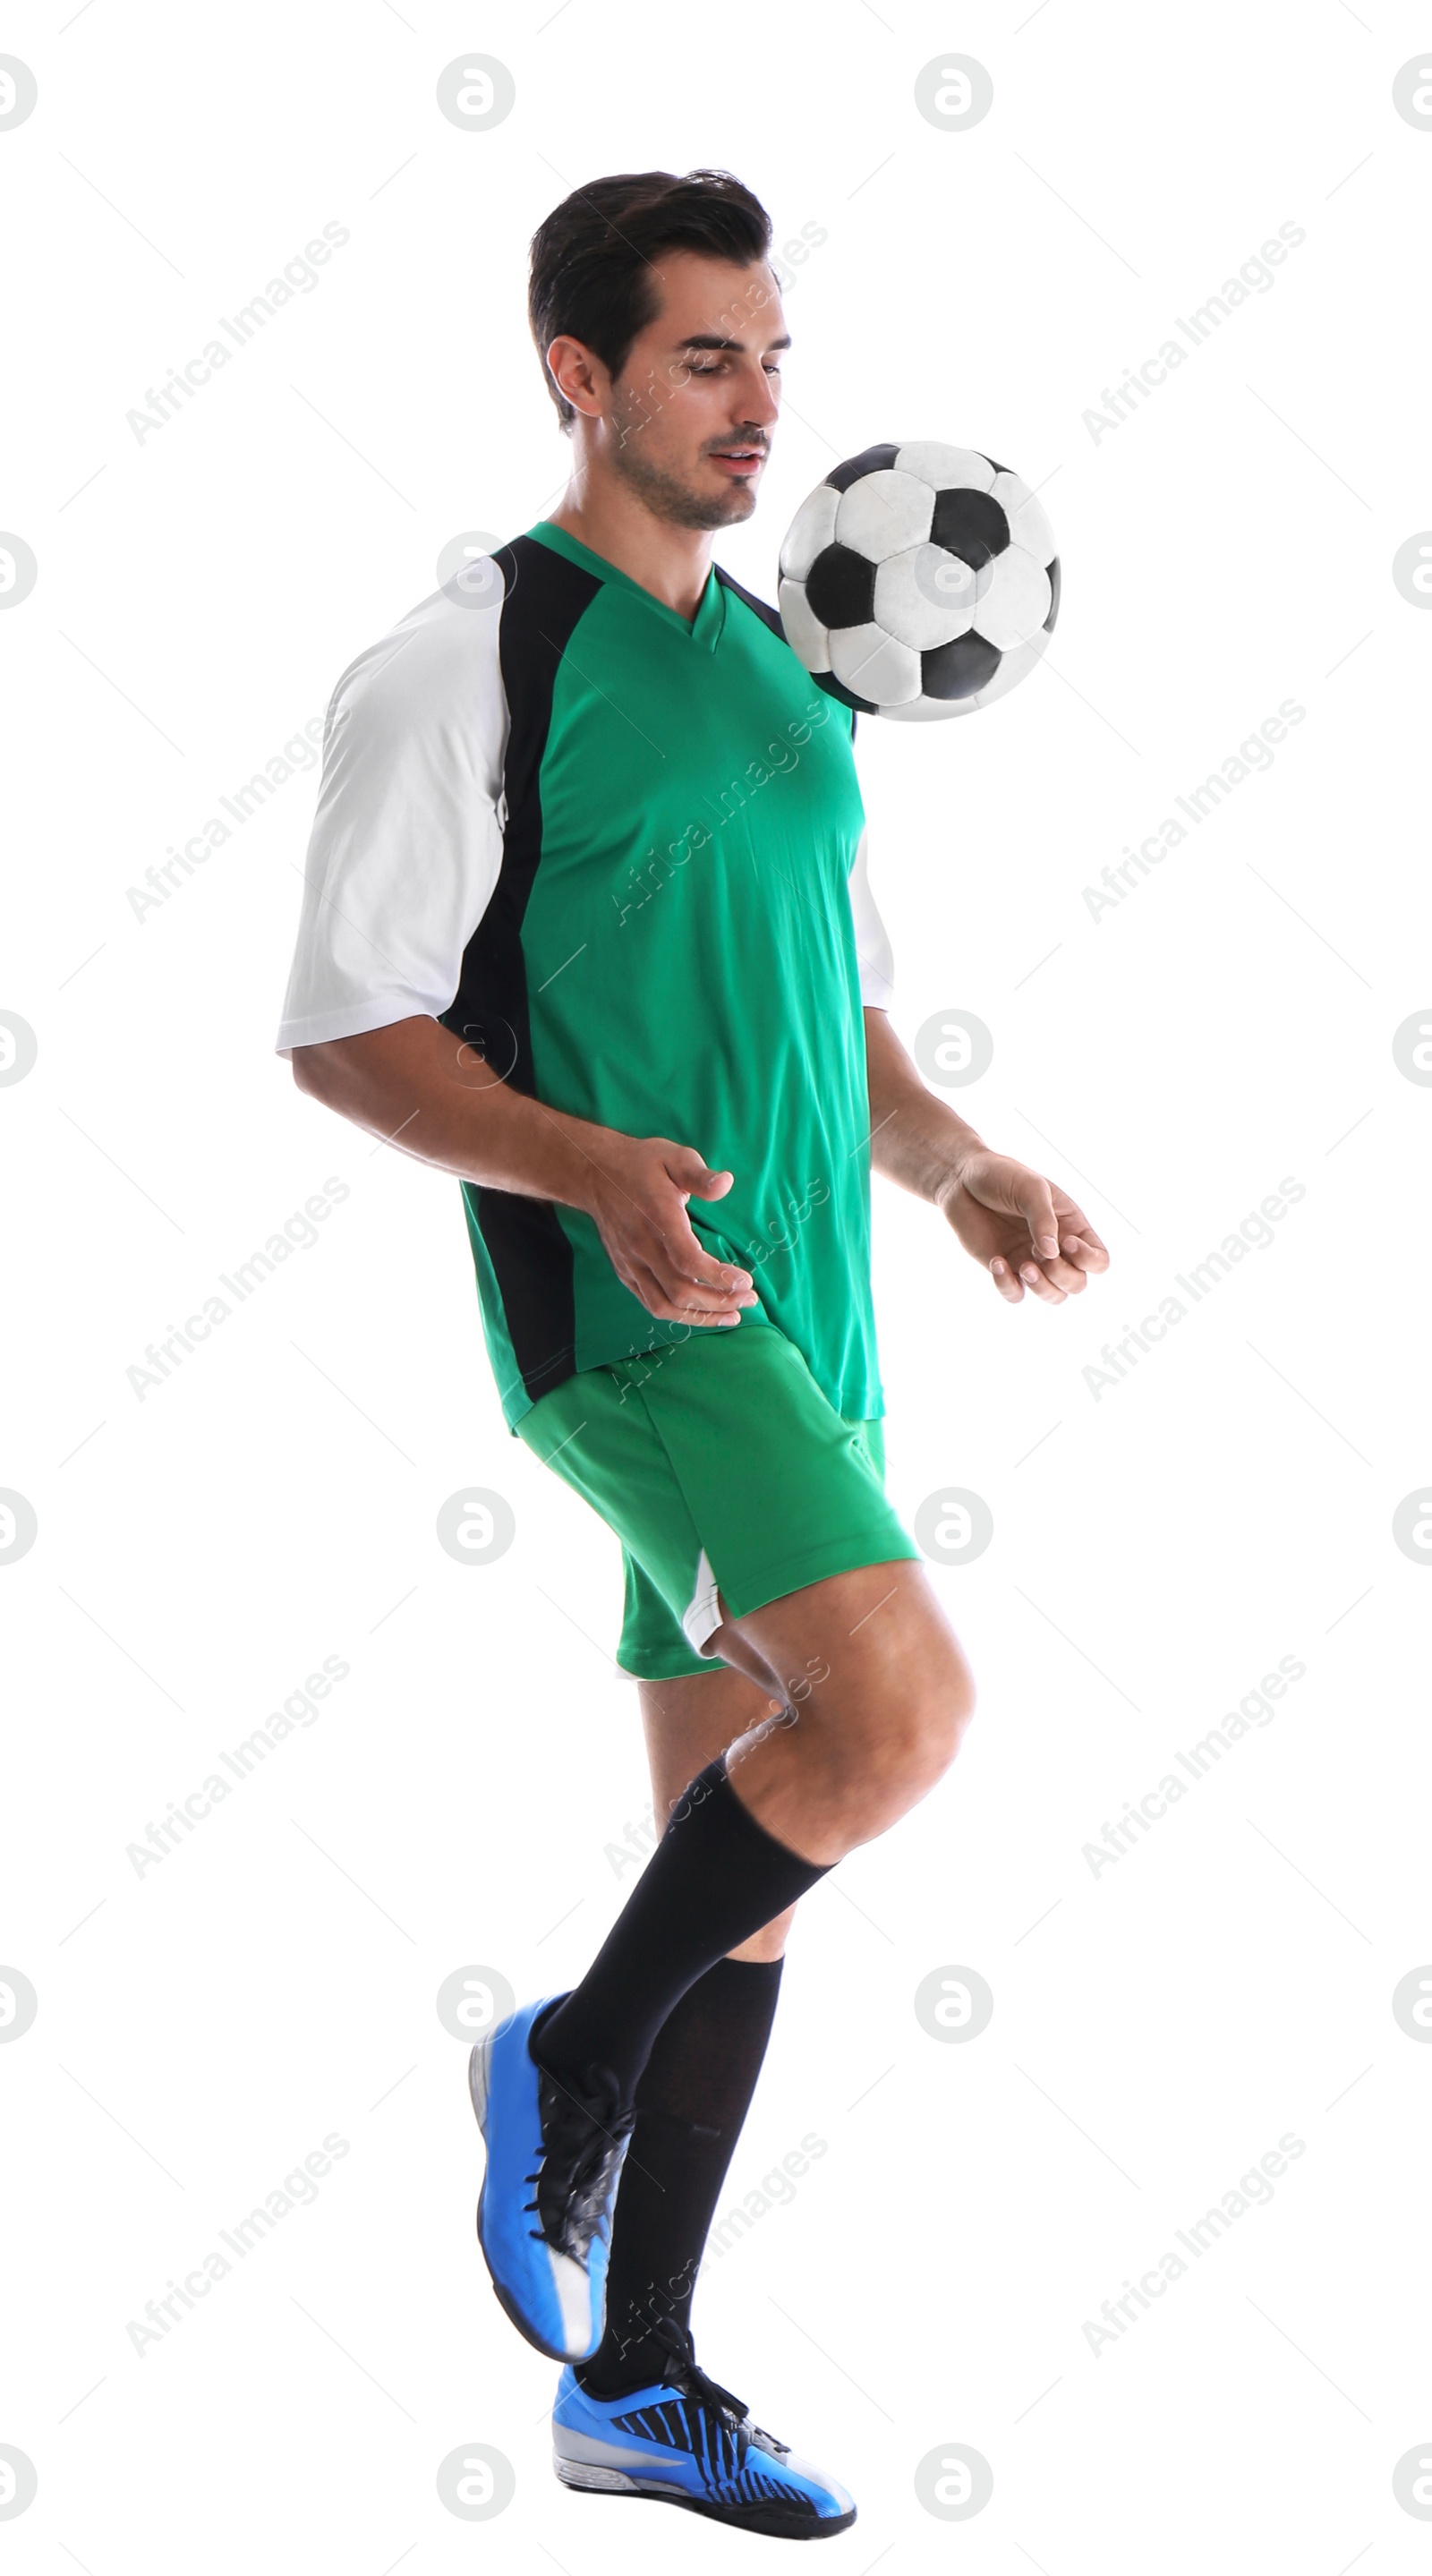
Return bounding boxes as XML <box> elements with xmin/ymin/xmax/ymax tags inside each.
<box><xmin>848</xmin><ymin>823</ymin><xmax>895</xmax><ymax>1010</ymax></box>
<box><xmin>276</xmin><ymin>584</ymin><xmax>509</xmax><ymax>1057</ymax></box>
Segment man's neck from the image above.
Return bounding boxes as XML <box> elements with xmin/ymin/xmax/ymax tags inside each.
<box><xmin>547</xmin><ymin>488</ymin><xmax>714</xmax><ymax>622</ymax></box>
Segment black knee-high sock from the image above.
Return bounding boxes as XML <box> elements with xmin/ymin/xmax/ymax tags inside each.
<box><xmin>533</xmin><ymin>1756</ymin><xmax>825</xmax><ymax>2109</ymax></box>
<box><xmin>576</xmin><ymin>1955</ymin><xmax>784</xmax><ymax>2396</ymax></box>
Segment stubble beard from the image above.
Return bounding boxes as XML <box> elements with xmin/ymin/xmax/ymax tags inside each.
<box><xmin>609</xmin><ymin>404</ymin><xmax>757</xmax><ymax>533</ymax></box>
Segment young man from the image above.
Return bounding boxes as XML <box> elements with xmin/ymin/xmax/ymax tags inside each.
<box><xmin>278</xmin><ymin>169</ymin><xmax>1108</xmax><ymax>2539</ymax></box>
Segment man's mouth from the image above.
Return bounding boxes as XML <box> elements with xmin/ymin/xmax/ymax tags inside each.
<box><xmin>711</xmin><ymin>447</ymin><xmax>764</xmax><ymax>474</ymax></box>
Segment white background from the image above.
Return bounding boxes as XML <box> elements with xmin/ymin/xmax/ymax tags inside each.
<box><xmin>4</xmin><ymin>2</ymin><xmax>1431</xmax><ymax>2568</ymax></box>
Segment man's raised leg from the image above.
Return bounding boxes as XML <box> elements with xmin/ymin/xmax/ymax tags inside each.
<box><xmin>533</xmin><ymin>1558</ymin><xmax>973</xmax><ymax>2095</ymax></box>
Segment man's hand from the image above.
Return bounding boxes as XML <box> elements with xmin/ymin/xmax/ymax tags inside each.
<box><xmin>861</xmin><ymin>1009</ymin><xmax>1111</xmax><ymax>1308</ymax></box>
<box><xmin>584</xmin><ymin>1137</ymin><xmax>758</xmax><ymax>1326</ymax></box>
<box><xmin>937</xmin><ymin>1147</ymin><xmax>1109</xmax><ymax>1305</ymax></box>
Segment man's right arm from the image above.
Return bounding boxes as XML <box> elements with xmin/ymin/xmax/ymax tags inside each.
<box><xmin>292</xmin><ymin>1015</ymin><xmax>755</xmax><ymax>1326</ymax></box>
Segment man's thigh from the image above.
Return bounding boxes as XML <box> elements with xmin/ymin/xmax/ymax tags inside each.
<box><xmin>514</xmin><ymin>1356</ymin><xmax>710</xmax><ymax>1677</ymax></box>
<box><xmin>516</xmin><ymin>1319</ymin><xmax>920</xmax><ymax>1675</ymax></box>
<box><xmin>629</xmin><ymin>1322</ymin><xmax>920</xmax><ymax>1639</ymax></box>
<box><xmin>715</xmin><ymin>1557</ymin><xmax>968</xmax><ymax>1725</ymax></box>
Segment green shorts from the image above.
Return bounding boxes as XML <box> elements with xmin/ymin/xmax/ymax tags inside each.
<box><xmin>515</xmin><ymin>1318</ymin><xmax>919</xmax><ymax>1680</ymax></box>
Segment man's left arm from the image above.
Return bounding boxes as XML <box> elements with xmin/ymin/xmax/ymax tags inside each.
<box><xmin>862</xmin><ymin>1007</ymin><xmax>1109</xmax><ymax>1306</ymax></box>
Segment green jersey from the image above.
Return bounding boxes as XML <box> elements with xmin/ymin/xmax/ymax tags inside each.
<box><xmin>277</xmin><ymin>520</ymin><xmax>896</xmax><ymax>1429</ymax></box>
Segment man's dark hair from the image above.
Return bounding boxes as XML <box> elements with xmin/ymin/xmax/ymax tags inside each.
<box><xmin>528</xmin><ymin>168</ymin><xmax>772</xmax><ymax>434</ymax></box>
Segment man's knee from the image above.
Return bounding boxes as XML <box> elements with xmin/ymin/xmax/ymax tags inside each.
<box><xmin>732</xmin><ymin>1563</ymin><xmax>976</xmax><ymax>1821</ymax></box>
<box><xmin>810</xmin><ymin>1624</ymin><xmax>974</xmax><ymax>1816</ymax></box>
<box><xmin>865</xmin><ymin>1644</ymin><xmax>975</xmax><ymax>1797</ymax></box>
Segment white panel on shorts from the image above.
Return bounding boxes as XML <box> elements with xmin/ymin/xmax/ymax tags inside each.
<box><xmin>276</xmin><ymin>580</ymin><xmax>510</xmax><ymax>1057</ymax></box>
<box><xmin>682</xmin><ymin>1548</ymin><xmax>724</xmax><ymax>1658</ymax></box>
<box><xmin>848</xmin><ymin>825</ymin><xmax>895</xmax><ymax>1010</ymax></box>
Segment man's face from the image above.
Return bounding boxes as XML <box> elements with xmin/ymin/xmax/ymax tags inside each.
<box><xmin>596</xmin><ymin>250</ymin><xmax>787</xmax><ymax>532</ymax></box>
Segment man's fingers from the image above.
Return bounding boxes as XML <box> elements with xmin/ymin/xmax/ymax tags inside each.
<box><xmin>647</xmin><ymin>1262</ymin><xmax>749</xmax><ymax>1314</ymax></box>
<box><xmin>592</xmin><ymin>1141</ymin><xmax>759</xmax><ymax>1322</ymax></box>
<box><xmin>1030</xmin><ymin>1251</ymin><xmax>1091</xmax><ymax>1294</ymax></box>
<box><xmin>1016</xmin><ymin>1260</ymin><xmax>1069</xmax><ymax>1304</ymax></box>
<box><xmin>650</xmin><ymin>1202</ymin><xmax>754</xmax><ymax>1301</ymax></box>
<box><xmin>666</xmin><ymin>1147</ymin><xmax>736</xmax><ymax>1205</ymax></box>
<box><xmin>1017</xmin><ymin>1175</ymin><xmax>1061</xmax><ymax>1259</ymax></box>
<box><xmin>1054</xmin><ymin>1199</ymin><xmax>1108</xmax><ymax>1257</ymax></box>
<box><xmin>627</xmin><ymin>1260</ymin><xmax>744</xmax><ymax>1326</ymax></box>
<box><xmin>993</xmin><ymin>1190</ymin><xmax>1110</xmax><ymax>1308</ymax></box>
<box><xmin>653</xmin><ymin>1246</ymin><xmax>755</xmax><ymax>1306</ymax></box>
<box><xmin>639</xmin><ymin>1214</ymin><xmax>754</xmax><ymax>1312</ymax></box>
<box><xmin>1060</xmin><ymin>1228</ymin><xmax>1110</xmax><ymax>1272</ymax></box>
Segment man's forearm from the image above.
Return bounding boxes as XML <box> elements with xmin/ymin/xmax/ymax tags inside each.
<box><xmin>863</xmin><ymin>1007</ymin><xmax>983</xmax><ymax>1207</ymax></box>
<box><xmin>292</xmin><ymin>1013</ymin><xmax>616</xmax><ymax>1213</ymax></box>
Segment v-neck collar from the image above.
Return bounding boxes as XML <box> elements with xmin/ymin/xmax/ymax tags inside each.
<box><xmin>526</xmin><ymin>519</ymin><xmax>727</xmax><ymax>653</ymax></box>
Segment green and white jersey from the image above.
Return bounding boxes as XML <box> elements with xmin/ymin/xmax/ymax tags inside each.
<box><xmin>277</xmin><ymin>520</ymin><xmax>896</xmax><ymax>1430</ymax></box>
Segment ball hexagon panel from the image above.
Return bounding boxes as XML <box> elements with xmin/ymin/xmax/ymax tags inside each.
<box><xmin>828</xmin><ymin>621</ymin><xmax>922</xmax><ymax>707</ymax></box>
<box><xmin>892</xmin><ymin>440</ymin><xmax>998</xmax><ymax>492</ymax></box>
<box><xmin>873</xmin><ymin>542</ymin><xmax>988</xmax><ymax>652</ymax></box>
<box><xmin>776</xmin><ymin>575</ymin><xmax>831</xmax><ymax>673</ymax></box>
<box><xmin>833</xmin><ymin>468</ymin><xmax>933</xmax><ymax>563</ymax></box>
<box><xmin>970</xmin><ymin>545</ymin><xmax>1053</xmax><ymax>651</ymax></box>
<box><xmin>779</xmin><ymin>482</ymin><xmax>841</xmax><ymax>583</ymax></box>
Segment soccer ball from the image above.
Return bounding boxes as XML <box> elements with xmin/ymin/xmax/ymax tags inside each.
<box><xmin>777</xmin><ymin>441</ymin><xmax>1060</xmax><ymax>721</ymax></box>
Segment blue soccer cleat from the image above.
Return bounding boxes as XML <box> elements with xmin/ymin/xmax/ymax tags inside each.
<box><xmin>550</xmin><ymin>2317</ymin><xmax>857</xmax><ymax>2538</ymax></box>
<box><xmin>469</xmin><ymin>1995</ymin><xmax>633</xmax><ymax>2363</ymax></box>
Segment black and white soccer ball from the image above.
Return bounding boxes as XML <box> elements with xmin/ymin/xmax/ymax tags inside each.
<box><xmin>778</xmin><ymin>441</ymin><xmax>1060</xmax><ymax>720</ymax></box>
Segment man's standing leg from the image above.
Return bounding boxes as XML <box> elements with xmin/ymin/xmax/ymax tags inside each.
<box><xmin>578</xmin><ymin>1666</ymin><xmax>796</xmax><ymax>2395</ymax></box>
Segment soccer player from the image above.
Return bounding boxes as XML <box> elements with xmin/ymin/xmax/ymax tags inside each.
<box><xmin>278</xmin><ymin>168</ymin><xmax>1108</xmax><ymax>2538</ymax></box>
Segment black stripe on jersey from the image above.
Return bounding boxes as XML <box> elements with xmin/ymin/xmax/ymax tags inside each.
<box><xmin>712</xmin><ymin>561</ymin><xmax>783</xmax><ymax>642</ymax></box>
<box><xmin>712</xmin><ymin>562</ymin><xmax>857</xmax><ymax>743</ymax></box>
<box><xmin>442</xmin><ymin>533</ymin><xmax>603</xmax><ymax>1406</ymax></box>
